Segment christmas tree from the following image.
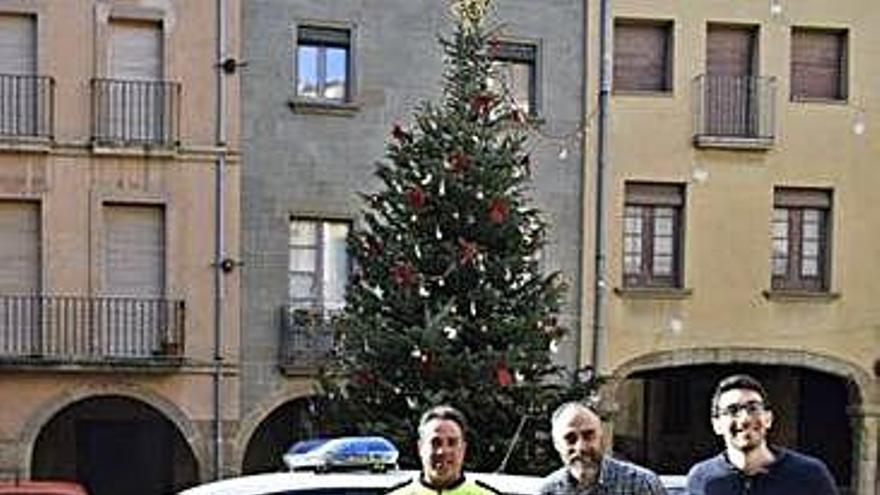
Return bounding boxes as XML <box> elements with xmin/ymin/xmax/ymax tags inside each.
<box><xmin>319</xmin><ymin>0</ymin><xmax>576</xmax><ymax>473</ymax></box>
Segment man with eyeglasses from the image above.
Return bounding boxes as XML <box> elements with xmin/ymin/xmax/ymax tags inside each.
<box><xmin>686</xmin><ymin>374</ymin><xmax>839</xmax><ymax>494</ymax></box>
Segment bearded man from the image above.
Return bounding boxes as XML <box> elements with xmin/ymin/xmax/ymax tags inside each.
<box><xmin>539</xmin><ymin>401</ymin><xmax>666</xmax><ymax>495</ymax></box>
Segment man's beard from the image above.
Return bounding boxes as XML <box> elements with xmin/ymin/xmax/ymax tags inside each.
<box><xmin>568</xmin><ymin>454</ymin><xmax>601</xmax><ymax>486</ymax></box>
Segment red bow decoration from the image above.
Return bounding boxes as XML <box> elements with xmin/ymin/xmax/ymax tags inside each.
<box><xmin>405</xmin><ymin>186</ymin><xmax>426</xmax><ymax>209</ymax></box>
<box><xmin>390</xmin><ymin>262</ymin><xmax>417</xmax><ymax>287</ymax></box>
<box><xmin>488</xmin><ymin>198</ymin><xmax>510</xmax><ymax>224</ymax></box>
<box><xmin>495</xmin><ymin>361</ymin><xmax>514</xmax><ymax>387</ymax></box>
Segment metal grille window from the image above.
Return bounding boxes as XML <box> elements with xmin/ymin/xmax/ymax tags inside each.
<box><xmin>289</xmin><ymin>219</ymin><xmax>350</xmax><ymax>310</ymax></box>
<box><xmin>623</xmin><ymin>183</ymin><xmax>684</xmax><ymax>288</ymax></box>
<box><xmin>295</xmin><ymin>26</ymin><xmax>350</xmax><ymax>101</ymax></box>
<box><xmin>791</xmin><ymin>28</ymin><xmax>847</xmax><ymax>101</ymax></box>
<box><xmin>613</xmin><ymin>19</ymin><xmax>673</xmax><ymax>92</ymax></box>
<box><xmin>772</xmin><ymin>188</ymin><xmax>831</xmax><ymax>291</ymax></box>
<box><xmin>488</xmin><ymin>42</ymin><xmax>537</xmax><ymax>115</ymax></box>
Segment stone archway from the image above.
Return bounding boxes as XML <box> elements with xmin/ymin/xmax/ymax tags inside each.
<box><xmin>604</xmin><ymin>347</ymin><xmax>877</xmax><ymax>495</ymax></box>
<box><xmin>21</xmin><ymin>385</ymin><xmax>204</xmax><ymax>495</ymax></box>
<box><xmin>238</xmin><ymin>393</ymin><xmax>325</xmax><ymax>475</ymax></box>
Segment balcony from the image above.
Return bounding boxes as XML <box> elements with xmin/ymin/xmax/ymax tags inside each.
<box><xmin>279</xmin><ymin>306</ymin><xmax>339</xmax><ymax>375</ymax></box>
<box><xmin>0</xmin><ymin>73</ymin><xmax>54</xmax><ymax>141</ymax></box>
<box><xmin>90</xmin><ymin>78</ymin><xmax>180</xmax><ymax>148</ymax></box>
<box><xmin>693</xmin><ymin>74</ymin><xmax>776</xmax><ymax>150</ymax></box>
<box><xmin>0</xmin><ymin>294</ymin><xmax>185</xmax><ymax>368</ymax></box>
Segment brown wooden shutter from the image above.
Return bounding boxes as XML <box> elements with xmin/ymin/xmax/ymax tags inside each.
<box><xmin>105</xmin><ymin>204</ymin><xmax>164</xmax><ymax>297</ymax></box>
<box><xmin>0</xmin><ymin>201</ymin><xmax>40</xmax><ymax>293</ymax></box>
<box><xmin>707</xmin><ymin>25</ymin><xmax>755</xmax><ymax>77</ymax></box>
<box><xmin>614</xmin><ymin>21</ymin><xmax>670</xmax><ymax>91</ymax></box>
<box><xmin>775</xmin><ymin>188</ymin><xmax>832</xmax><ymax>208</ymax></box>
<box><xmin>0</xmin><ymin>13</ymin><xmax>35</xmax><ymax>75</ymax></box>
<box><xmin>791</xmin><ymin>28</ymin><xmax>845</xmax><ymax>100</ymax></box>
<box><xmin>625</xmin><ymin>183</ymin><xmax>683</xmax><ymax>206</ymax></box>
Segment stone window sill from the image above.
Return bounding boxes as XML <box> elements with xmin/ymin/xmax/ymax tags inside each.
<box><xmin>762</xmin><ymin>290</ymin><xmax>840</xmax><ymax>302</ymax></box>
<box><xmin>288</xmin><ymin>97</ymin><xmax>360</xmax><ymax>117</ymax></box>
<box><xmin>614</xmin><ymin>287</ymin><xmax>693</xmax><ymax>300</ymax></box>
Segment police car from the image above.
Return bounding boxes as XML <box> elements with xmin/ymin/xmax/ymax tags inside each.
<box><xmin>177</xmin><ymin>437</ymin><xmax>684</xmax><ymax>495</ymax></box>
<box><xmin>177</xmin><ymin>471</ymin><xmax>542</xmax><ymax>495</ymax></box>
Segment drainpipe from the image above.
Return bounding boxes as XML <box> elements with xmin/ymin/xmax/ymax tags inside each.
<box><xmin>591</xmin><ymin>0</ymin><xmax>611</xmax><ymax>374</ymax></box>
<box><xmin>575</xmin><ymin>0</ymin><xmax>589</xmax><ymax>375</ymax></box>
<box><xmin>213</xmin><ymin>0</ymin><xmax>228</xmax><ymax>481</ymax></box>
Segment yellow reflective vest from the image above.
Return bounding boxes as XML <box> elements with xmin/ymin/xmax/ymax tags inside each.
<box><xmin>385</xmin><ymin>476</ymin><xmax>501</xmax><ymax>495</ymax></box>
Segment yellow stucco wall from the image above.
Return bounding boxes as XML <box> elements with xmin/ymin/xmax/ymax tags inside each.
<box><xmin>580</xmin><ymin>0</ymin><xmax>878</xmax><ymax>395</ymax></box>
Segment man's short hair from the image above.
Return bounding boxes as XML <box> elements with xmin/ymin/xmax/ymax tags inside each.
<box><xmin>418</xmin><ymin>405</ymin><xmax>467</xmax><ymax>440</ymax></box>
<box><xmin>711</xmin><ymin>374</ymin><xmax>771</xmax><ymax>415</ymax></box>
<box><xmin>550</xmin><ymin>401</ymin><xmax>599</xmax><ymax>435</ymax></box>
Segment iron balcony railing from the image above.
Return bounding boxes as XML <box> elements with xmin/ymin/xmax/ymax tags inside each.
<box><xmin>0</xmin><ymin>294</ymin><xmax>185</xmax><ymax>363</ymax></box>
<box><xmin>694</xmin><ymin>74</ymin><xmax>776</xmax><ymax>142</ymax></box>
<box><xmin>0</xmin><ymin>73</ymin><xmax>54</xmax><ymax>139</ymax></box>
<box><xmin>279</xmin><ymin>306</ymin><xmax>340</xmax><ymax>371</ymax></box>
<box><xmin>90</xmin><ymin>78</ymin><xmax>180</xmax><ymax>146</ymax></box>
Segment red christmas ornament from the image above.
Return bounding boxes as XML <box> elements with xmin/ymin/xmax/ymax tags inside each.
<box><xmin>470</xmin><ymin>93</ymin><xmax>494</xmax><ymax>116</ymax></box>
<box><xmin>390</xmin><ymin>262</ymin><xmax>416</xmax><ymax>287</ymax></box>
<box><xmin>495</xmin><ymin>362</ymin><xmax>514</xmax><ymax>387</ymax></box>
<box><xmin>392</xmin><ymin>123</ymin><xmax>409</xmax><ymax>142</ymax></box>
<box><xmin>458</xmin><ymin>237</ymin><xmax>479</xmax><ymax>264</ymax></box>
<box><xmin>448</xmin><ymin>150</ymin><xmax>471</xmax><ymax>174</ymax></box>
<box><xmin>488</xmin><ymin>198</ymin><xmax>510</xmax><ymax>224</ymax></box>
<box><xmin>405</xmin><ymin>186</ymin><xmax>426</xmax><ymax>209</ymax></box>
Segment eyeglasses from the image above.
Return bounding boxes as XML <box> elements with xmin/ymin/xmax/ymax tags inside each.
<box><xmin>715</xmin><ymin>400</ymin><xmax>766</xmax><ymax>418</ymax></box>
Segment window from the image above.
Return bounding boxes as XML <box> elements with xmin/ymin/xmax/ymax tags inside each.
<box><xmin>0</xmin><ymin>13</ymin><xmax>42</xmax><ymax>137</ymax></box>
<box><xmin>289</xmin><ymin>219</ymin><xmax>350</xmax><ymax>310</ymax></box>
<box><xmin>95</xmin><ymin>18</ymin><xmax>176</xmax><ymax>145</ymax></box>
<box><xmin>0</xmin><ymin>201</ymin><xmax>40</xmax><ymax>293</ymax></box>
<box><xmin>791</xmin><ymin>28</ymin><xmax>847</xmax><ymax>101</ymax></box>
<box><xmin>295</xmin><ymin>26</ymin><xmax>351</xmax><ymax>102</ymax></box>
<box><xmin>104</xmin><ymin>204</ymin><xmax>165</xmax><ymax>297</ymax></box>
<box><xmin>488</xmin><ymin>41</ymin><xmax>537</xmax><ymax>115</ymax></box>
<box><xmin>613</xmin><ymin>19</ymin><xmax>672</xmax><ymax>92</ymax></box>
<box><xmin>771</xmin><ymin>188</ymin><xmax>831</xmax><ymax>291</ymax></box>
<box><xmin>623</xmin><ymin>183</ymin><xmax>684</xmax><ymax>288</ymax></box>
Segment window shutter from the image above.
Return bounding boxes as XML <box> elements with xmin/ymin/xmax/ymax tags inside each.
<box><xmin>298</xmin><ymin>26</ymin><xmax>349</xmax><ymax>47</ymax></box>
<box><xmin>0</xmin><ymin>14</ymin><xmax>36</xmax><ymax>75</ymax></box>
<box><xmin>707</xmin><ymin>25</ymin><xmax>755</xmax><ymax>77</ymax></box>
<box><xmin>110</xmin><ymin>19</ymin><xmax>162</xmax><ymax>80</ymax></box>
<box><xmin>775</xmin><ymin>188</ymin><xmax>831</xmax><ymax>208</ymax></box>
<box><xmin>0</xmin><ymin>201</ymin><xmax>40</xmax><ymax>293</ymax></box>
<box><xmin>105</xmin><ymin>204</ymin><xmax>165</xmax><ymax>297</ymax></box>
<box><xmin>614</xmin><ymin>21</ymin><xmax>669</xmax><ymax>91</ymax></box>
<box><xmin>791</xmin><ymin>29</ymin><xmax>845</xmax><ymax>100</ymax></box>
<box><xmin>625</xmin><ymin>183</ymin><xmax>684</xmax><ymax>206</ymax></box>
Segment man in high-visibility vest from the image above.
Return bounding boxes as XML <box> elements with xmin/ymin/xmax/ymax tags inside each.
<box><xmin>386</xmin><ymin>405</ymin><xmax>500</xmax><ymax>495</ymax></box>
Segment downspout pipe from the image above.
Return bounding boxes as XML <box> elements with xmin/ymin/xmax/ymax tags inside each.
<box><xmin>213</xmin><ymin>0</ymin><xmax>228</xmax><ymax>481</ymax></box>
<box><xmin>575</xmin><ymin>0</ymin><xmax>589</xmax><ymax>375</ymax></box>
<box><xmin>591</xmin><ymin>0</ymin><xmax>611</xmax><ymax>374</ymax></box>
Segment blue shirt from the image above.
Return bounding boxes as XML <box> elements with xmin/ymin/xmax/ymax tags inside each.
<box><xmin>539</xmin><ymin>456</ymin><xmax>667</xmax><ymax>494</ymax></box>
<box><xmin>686</xmin><ymin>448</ymin><xmax>839</xmax><ymax>495</ymax></box>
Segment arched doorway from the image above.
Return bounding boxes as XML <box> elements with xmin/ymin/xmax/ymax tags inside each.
<box><xmin>241</xmin><ymin>397</ymin><xmax>324</xmax><ymax>474</ymax></box>
<box><xmin>31</xmin><ymin>395</ymin><xmax>198</xmax><ymax>495</ymax></box>
<box><xmin>612</xmin><ymin>364</ymin><xmax>855</xmax><ymax>490</ymax></box>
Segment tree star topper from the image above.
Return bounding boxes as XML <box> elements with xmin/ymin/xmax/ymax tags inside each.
<box><xmin>450</xmin><ymin>0</ymin><xmax>491</xmax><ymax>30</ymax></box>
